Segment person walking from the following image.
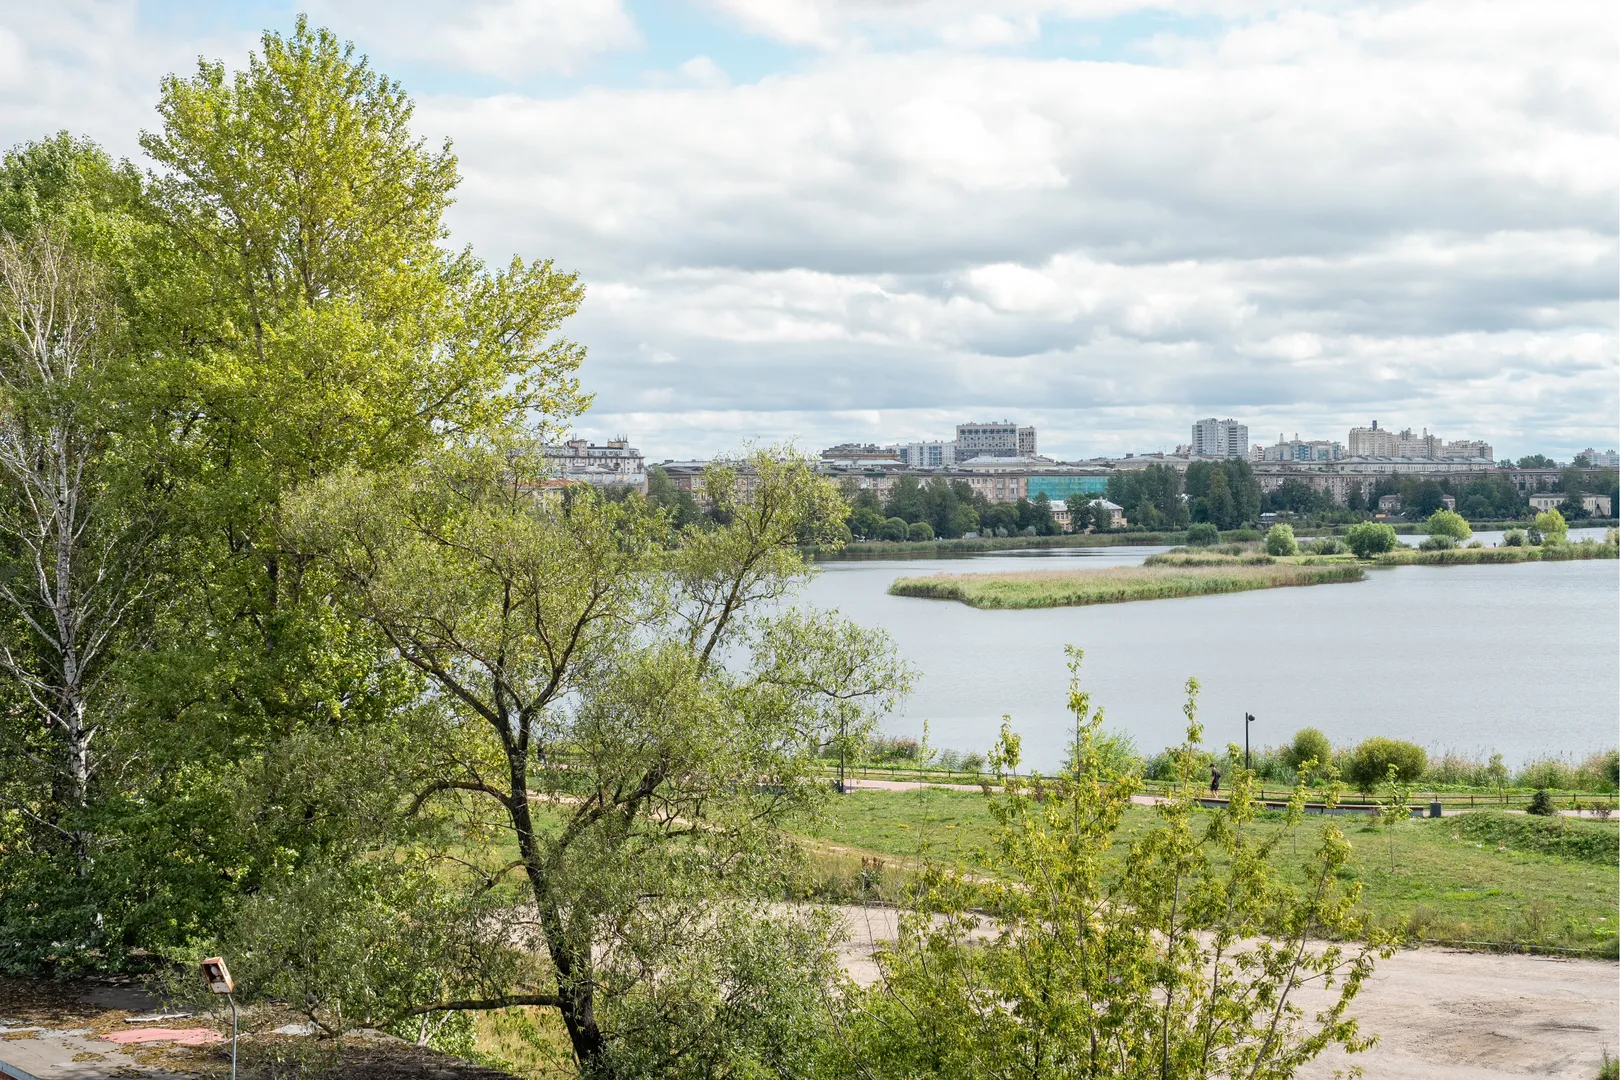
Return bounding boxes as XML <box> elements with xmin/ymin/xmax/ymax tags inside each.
<box><xmin>1210</xmin><ymin>764</ymin><xmax>1221</xmax><ymax>794</ymax></box>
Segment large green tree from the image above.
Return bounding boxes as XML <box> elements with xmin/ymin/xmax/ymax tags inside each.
<box><xmin>282</xmin><ymin>447</ymin><xmax>908</xmax><ymax>1076</ymax></box>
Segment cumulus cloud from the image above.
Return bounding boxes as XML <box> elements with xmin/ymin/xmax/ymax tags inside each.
<box><xmin>0</xmin><ymin>0</ymin><xmax>1614</xmax><ymax>459</ymax></box>
<box><xmin>304</xmin><ymin>0</ymin><xmax>640</xmax><ymax>79</ymax></box>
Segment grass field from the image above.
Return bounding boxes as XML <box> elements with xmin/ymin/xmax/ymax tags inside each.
<box><xmin>887</xmin><ymin>562</ymin><xmax>1365</xmax><ymax>608</ymax></box>
<box><xmin>796</xmin><ymin>787</ymin><xmax>1620</xmax><ymax>956</ymax></box>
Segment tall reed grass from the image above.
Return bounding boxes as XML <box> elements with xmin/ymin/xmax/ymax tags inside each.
<box><xmin>888</xmin><ymin>563</ymin><xmax>1366</xmax><ymax>609</ymax></box>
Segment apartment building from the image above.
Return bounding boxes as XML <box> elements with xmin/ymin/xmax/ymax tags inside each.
<box><xmin>1346</xmin><ymin>422</ymin><xmax>1493</xmax><ymax>461</ymax></box>
<box><xmin>896</xmin><ymin>441</ymin><xmax>955</xmax><ymax>469</ymax></box>
<box><xmin>1190</xmin><ymin>418</ymin><xmax>1249</xmax><ymax>459</ymax></box>
<box><xmin>956</xmin><ymin>421</ymin><xmax>1036</xmax><ymax>460</ymax></box>
<box><xmin>541</xmin><ymin>438</ymin><xmax>647</xmax><ymax>492</ymax></box>
<box><xmin>1254</xmin><ymin>435</ymin><xmax>1342</xmax><ymax>462</ymax></box>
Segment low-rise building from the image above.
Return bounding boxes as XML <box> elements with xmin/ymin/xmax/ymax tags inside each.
<box><xmin>1529</xmin><ymin>492</ymin><xmax>1613</xmax><ymax>517</ymax></box>
<box><xmin>1087</xmin><ymin>499</ymin><xmax>1127</xmax><ymax>530</ymax></box>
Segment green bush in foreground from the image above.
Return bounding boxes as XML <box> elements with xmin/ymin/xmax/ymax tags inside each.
<box><xmin>906</xmin><ymin>520</ymin><xmax>934</xmax><ymax>542</ymax></box>
<box><xmin>1345</xmin><ymin>521</ymin><xmax>1399</xmax><ymax>557</ymax></box>
<box><xmin>1346</xmin><ymin>737</ymin><xmax>1427</xmax><ymax>790</ymax></box>
<box><xmin>1526</xmin><ymin>789</ymin><xmax>1557</xmax><ymax>816</ymax></box>
<box><xmin>1265</xmin><ymin>522</ymin><xmax>1299</xmax><ymax>555</ymax></box>
<box><xmin>828</xmin><ymin>650</ymin><xmax>1390</xmax><ymax>1078</ymax></box>
<box><xmin>1503</xmin><ymin>528</ymin><xmax>1526</xmax><ymax>546</ymax></box>
<box><xmin>1419</xmin><ymin>534</ymin><xmax>1456</xmax><ymax>550</ymax></box>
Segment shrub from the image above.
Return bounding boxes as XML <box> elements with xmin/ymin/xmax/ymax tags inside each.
<box><xmin>1466</xmin><ymin>540</ymin><xmax>1483</xmax><ymax>548</ymax></box>
<box><xmin>960</xmin><ymin>751</ymin><xmax>986</xmax><ymax>774</ymax></box>
<box><xmin>1346</xmin><ymin>737</ymin><xmax>1427</xmax><ymax>790</ymax></box>
<box><xmin>1518</xmin><ymin>757</ymin><xmax>1576</xmax><ymax>791</ymax></box>
<box><xmin>1425</xmin><ymin>509</ymin><xmax>1472</xmax><ymax>541</ymax></box>
<box><xmin>1526</xmin><ymin>524</ymin><xmax>1544</xmax><ymax>545</ymax></box>
<box><xmin>1281</xmin><ymin>727</ymin><xmax>1334</xmax><ymax>772</ymax></box>
<box><xmin>1533</xmin><ymin>507</ymin><xmax>1568</xmax><ymax>544</ymax></box>
<box><xmin>1525</xmin><ymin>789</ymin><xmax>1556</xmax><ymax>816</ymax></box>
<box><xmin>866</xmin><ymin>735</ymin><xmax>920</xmax><ymax>762</ymax></box>
<box><xmin>1580</xmin><ymin>749</ymin><xmax>1620</xmax><ymax>792</ymax></box>
<box><xmin>1264</xmin><ymin>523</ymin><xmax>1298</xmax><ymax>556</ymax></box>
<box><xmin>1344</xmin><ymin>521</ymin><xmax>1398</xmax><ymax>558</ymax></box>
<box><xmin>880</xmin><ymin>516</ymin><xmax>910</xmax><ymax>542</ymax></box>
<box><xmin>1185</xmin><ymin>523</ymin><xmax>1220</xmax><ymax>546</ymax></box>
<box><xmin>1418</xmin><ymin>534</ymin><xmax>1456</xmax><ymax>550</ymax></box>
<box><xmin>1309</xmin><ymin>536</ymin><xmax>1346</xmax><ymax>555</ymax></box>
<box><xmin>907</xmin><ymin>520</ymin><xmax>934</xmax><ymax>542</ymax></box>
<box><xmin>1502</xmin><ymin>529</ymin><xmax>1526</xmax><ymax>546</ymax></box>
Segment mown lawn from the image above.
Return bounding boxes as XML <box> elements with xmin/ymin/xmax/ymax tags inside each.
<box><xmin>796</xmin><ymin>787</ymin><xmax>1620</xmax><ymax>956</ymax></box>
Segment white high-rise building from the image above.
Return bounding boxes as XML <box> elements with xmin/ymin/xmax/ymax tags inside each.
<box><xmin>1190</xmin><ymin>418</ymin><xmax>1249</xmax><ymax>459</ymax></box>
<box><xmin>897</xmin><ymin>441</ymin><xmax>955</xmax><ymax>468</ymax></box>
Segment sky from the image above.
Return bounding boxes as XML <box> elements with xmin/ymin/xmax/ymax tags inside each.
<box><xmin>1</xmin><ymin>1</ymin><xmax>1615</xmax><ymax>462</ymax></box>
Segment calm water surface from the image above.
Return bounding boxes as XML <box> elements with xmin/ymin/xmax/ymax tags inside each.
<box><xmin>800</xmin><ymin>532</ymin><xmax>1619</xmax><ymax>770</ymax></box>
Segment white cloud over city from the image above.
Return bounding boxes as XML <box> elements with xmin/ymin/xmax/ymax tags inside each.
<box><xmin>1</xmin><ymin>0</ymin><xmax>1614</xmax><ymax>459</ymax></box>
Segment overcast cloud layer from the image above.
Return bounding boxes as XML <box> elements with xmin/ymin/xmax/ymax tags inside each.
<box><xmin>2</xmin><ymin>1</ymin><xmax>1615</xmax><ymax>460</ymax></box>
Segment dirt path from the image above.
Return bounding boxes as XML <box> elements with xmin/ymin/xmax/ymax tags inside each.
<box><xmin>826</xmin><ymin>905</ymin><xmax>1619</xmax><ymax>1078</ymax></box>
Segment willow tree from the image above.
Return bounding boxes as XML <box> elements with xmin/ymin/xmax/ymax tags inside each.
<box><xmin>278</xmin><ymin>446</ymin><xmax>908</xmax><ymax>1077</ymax></box>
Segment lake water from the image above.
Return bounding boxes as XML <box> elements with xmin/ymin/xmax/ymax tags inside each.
<box><xmin>800</xmin><ymin>530</ymin><xmax>1619</xmax><ymax>771</ymax></box>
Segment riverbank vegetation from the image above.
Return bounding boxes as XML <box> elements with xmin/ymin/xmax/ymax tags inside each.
<box><xmin>889</xmin><ymin>561</ymin><xmax>1366</xmax><ymax>608</ymax></box>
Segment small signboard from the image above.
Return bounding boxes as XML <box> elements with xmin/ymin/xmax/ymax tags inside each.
<box><xmin>200</xmin><ymin>956</ymin><xmax>234</xmax><ymax>995</ymax></box>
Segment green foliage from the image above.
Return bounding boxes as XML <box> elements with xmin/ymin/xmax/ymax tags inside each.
<box><xmin>907</xmin><ymin>519</ymin><xmax>934</xmax><ymax>542</ymax></box>
<box><xmin>1105</xmin><ymin>463</ymin><xmax>1187</xmax><ymax>530</ymax></box>
<box><xmin>1525</xmin><ymin>790</ymin><xmax>1557</xmax><ymax>816</ymax></box>
<box><xmin>646</xmin><ymin>464</ymin><xmax>699</xmax><ymax>529</ymax></box>
<box><xmin>880</xmin><ymin>515</ymin><xmax>910</xmax><ymax>541</ymax></box>
<box><xmin>287</xmin><ymin>444</ymin><xmax>910</xmax><ymax>1073</ymax></box>
<box><xmin>1185</xmin><ymin>458</ymin><xmax>1261</xmax><ymax>530</ymax></box>
<box><xmin>1282</xmin><ymin>728</ymin><xmax>1335</xmax><ymax>773</ymax></box>
<box><xmin>1344</xmin><ymin>521</ymin><xmax>1399</xmax><ymax>557</ymax></box>
<box><xmin>1418</xmin><ymin>534</ymin><xmax>1457</xmax><ymax>550</ymax></box>
<box><xmin>1517</xmin><ymin>454</ymin><xmax>1556</xmax><ymax>469</ymax></box>
<box><xmin>1264</xmin><ymin>522</ymin><xmax>1299</xmax><ymax>555</ymax></box>
<box><xmin>1456</xmin><ymin>811</ymin><xmax>1617</xmax><ymax>864</ymax></box>
<box><xmin>1425</xmin><ymin>509</ymin><xmax>1472</xmax><ymax>540</ymax></box>
<box><xmin>826</xmin><ymin>651</ymin><xmax>1390</xmax><ymax>1078</ymax></box>
<box><xmin>1534</xmin><ymin>507</ymin><xmax>1569</xmax><ymax>544</ymax></box>
<box><xmin>1346</xmin><ymin>738</ymin><xmax>1427</xmax><ymax>791</ymax></box>
<box><xmin>1185</xmin><ymin>522</ymin><xmax>1219</xmax><ymax>545</ymax></box>
<box><xmin>1502</xmin><ymin>528</ymin><xmax>1526</xmax><ymax>546</ymax></box>
<box><xmin>1308</xmin><ymin>535</ymin><xmax>1347</xmax><ymax>555</ymax></box>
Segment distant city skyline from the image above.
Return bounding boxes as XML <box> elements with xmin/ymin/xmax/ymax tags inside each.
<box><xmin>5</xmin><ymin>2</ymin><xmax>1612</xmax><ymax>463</ymax></box>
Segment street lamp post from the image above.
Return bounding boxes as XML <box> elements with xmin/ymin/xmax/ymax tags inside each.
<box><xmin>1245</xmin><ymin>713</ymin><xmax>1255</xmax><ymax>772</ymax></box>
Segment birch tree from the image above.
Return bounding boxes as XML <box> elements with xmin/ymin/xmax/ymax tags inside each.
<box><xmin>0</xmin><ymin>229</ymin><xmax>148</xmax><ymax>814</ymax></box>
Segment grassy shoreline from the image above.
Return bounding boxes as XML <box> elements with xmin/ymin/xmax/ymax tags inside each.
<box><xmin>888</xmin><ymin>562</ymin><xmax>1366</xmax><ymax>609</ymax></box>
<box><xmin>1374</xmin><ymin>540</ymin><xmax>1618</xmax><ymax>565</ymax></box>
<box><xmin>797</xmin><ymin>788</ymin><xmax>1620</xmax><ymax>956</ymax></box>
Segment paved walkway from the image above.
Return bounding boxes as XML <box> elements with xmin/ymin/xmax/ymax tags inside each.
<box><xmin>828</xmin><ymin>905</ymin><xmax>1620</xmax><ymax>1079</ymax></box>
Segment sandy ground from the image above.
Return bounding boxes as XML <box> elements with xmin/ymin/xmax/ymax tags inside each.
<box><xmin>828</xmin><ymin>905</ymin><xmax>1620</xmax><ymax>1079</ymax></box>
